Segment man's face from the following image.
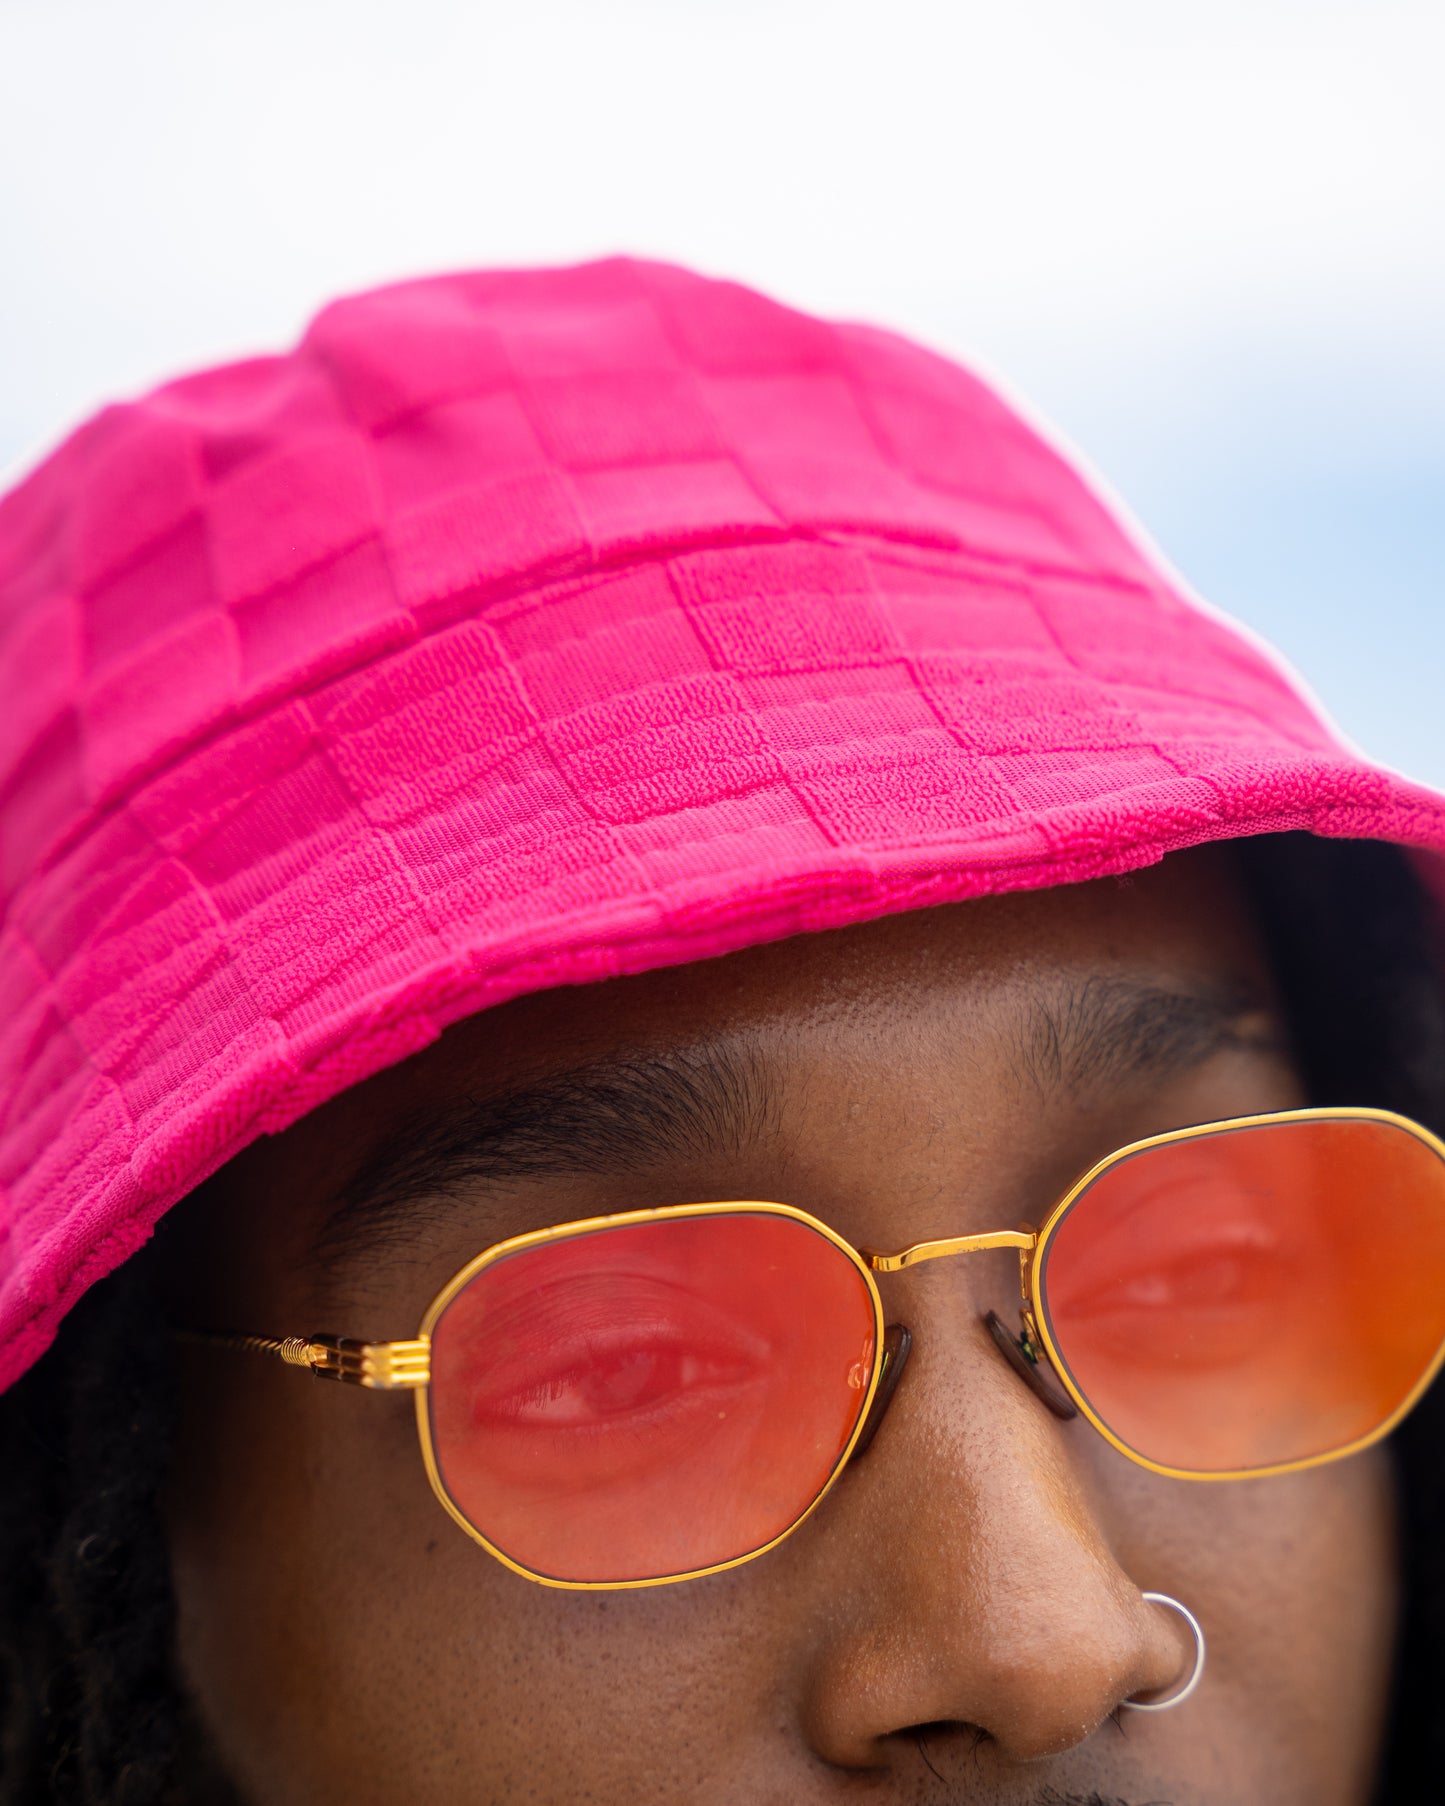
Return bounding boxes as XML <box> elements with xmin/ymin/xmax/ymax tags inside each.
<box><xmin>161</xmin><ymin>847</ymin><xmax>1396</xmax><ymax>1804</ymax></box>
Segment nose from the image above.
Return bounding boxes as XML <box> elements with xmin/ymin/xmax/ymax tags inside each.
<box><xmin>799</xmin><ymin>1321</ymin><xmax>1196</xmax><ymax>1769</ymax></box>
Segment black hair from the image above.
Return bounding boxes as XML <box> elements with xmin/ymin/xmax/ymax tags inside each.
<box><xmin>1</xmin><ymin>832</ymin><xmax>1443</xmax><ymax>1803</ymax></box>
<box><xmin>1242</xmin><ymin>835</ymin><xmax>1445</xmax><ymax>1803</ymax></box>
<box><xmin>0</xmin><ymin>1259</ymin><xmax>183</xmax><ymax>1803</ymax></box>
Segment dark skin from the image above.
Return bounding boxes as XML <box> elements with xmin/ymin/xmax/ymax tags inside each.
<box><xmin>159</xmin><ymin>847</ymin><xmax>1396</xmax><ymax>1804</ymax></box>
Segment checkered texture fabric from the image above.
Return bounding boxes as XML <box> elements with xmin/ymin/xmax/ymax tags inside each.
<box><xmin>2</xmin><ymin>256</ymin><xmax>1442</xmax><ymax>1387</ymax></box>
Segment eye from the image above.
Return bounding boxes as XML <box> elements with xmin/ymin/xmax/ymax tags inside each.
<box><xmin>1048</xmin><ymin>1174</ymin><xmax>1286</xmax><ymax>1325</ymax></box>
<box><xmin>479</xmin><ymin>1332</ymin><xmax>761</xmax><ymax>1429</ymax></box>
<box><xmin>462</xmin><ymin>1270</ymin><xmax>774</xmax><ymax>1435</ymax></box>
<box><xmin>1104</xmin><ymin>1237</ymin><xmax>1276</xmax><ymax>1313</ymax></box>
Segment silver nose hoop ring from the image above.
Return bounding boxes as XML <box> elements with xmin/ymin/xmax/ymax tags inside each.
<box><xmin>1120</xmin><ymin>1592</ymin><xmax>1206</xmax><ymax>1713</ymax></box>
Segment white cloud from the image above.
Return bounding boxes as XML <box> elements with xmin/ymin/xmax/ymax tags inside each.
<box><xmin>3</xmin><ymin>0</ymin><xmax>1442</xmax><ymax>460</ymax></box>
<box><xmin>3</xmin><ymin>0</ymin><xmax>1442</xmax><ymax>783</ymax></box>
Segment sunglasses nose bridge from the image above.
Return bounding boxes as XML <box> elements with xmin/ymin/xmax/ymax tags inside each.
<box><xmin>861</xmin><ymin>1228</ymin><xmax>1036</xmax><ymax>1274</ymax></box>
<box><xmin>848</xmin><ymin>1230</ymin><xmax>1050</xmax><ymax>1459</ymax></box>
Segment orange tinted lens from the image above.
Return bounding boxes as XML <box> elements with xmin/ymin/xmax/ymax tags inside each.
<box><xmin>1039</xmin><ymin>1116</ymin><xmax>1445</xmax><ymax>1474</ymax></box>
<box><xmin>427</xmin><ymin>1211</ymin><xmax>879</xmax><ymax>1584</ymax></box>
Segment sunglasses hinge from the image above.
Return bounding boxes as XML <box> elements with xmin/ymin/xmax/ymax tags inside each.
<box><xmin>304</xmin><ymin>1335</ymin><xmax>432</xmax><ymax>1389</ymax></box>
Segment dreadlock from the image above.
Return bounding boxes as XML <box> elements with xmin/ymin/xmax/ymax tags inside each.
<box><xmin>1242</xmin><ymin>834</ymin><xmax>1445</xmax><ymax>1803</ymax></box>
<box><xmin>1</xmin><ymin>832</ymin><xmax>1443</xmax><ymax>1803</ymax></box>
<box><xmin>0</xmin><ymin>1256</ymin><xmax>183</xmax><ymax>1803</ymax></box>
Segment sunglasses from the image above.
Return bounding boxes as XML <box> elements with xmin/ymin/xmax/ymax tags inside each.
<box><xmin>196</xmin><ymin>1107</ymin><xmax>1445</xmax><ymax>1590</ymax></box>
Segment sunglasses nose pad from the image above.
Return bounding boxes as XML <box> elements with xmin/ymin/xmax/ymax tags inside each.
<box><xmin>984</xmin><ymin>1309</ymin><xmax>1078</xmax><ymax>1420</ymax></box>
<box><xmin>853</xmin><ymin>1323</ymin><xmax>913</xmax><ymax>1457</ymax></box>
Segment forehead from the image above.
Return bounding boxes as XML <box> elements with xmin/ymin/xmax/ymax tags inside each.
<box><xmin>310</xmin><ymin>843</ymin><xmax>1272</xmax><ymax>1136</ymax></box>
<box><xmin>168</xmin><ymin>843</ymin><xmax>1293</xmax><ymax>1320</ymax></box>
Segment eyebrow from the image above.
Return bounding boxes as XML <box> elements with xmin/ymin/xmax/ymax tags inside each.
<box><xmin>1013</xmin><ymin>971</ymin><xmax>1282</xmax><ymax>1102</ymax></box>
<box><xmin>315</xmin><ymin>1040</ymin><xmax>780</xmax><ymax>1263</ymax></box>
<box><xmin>316</xmin><ymin>974</ymin><xmax>1282</xmax><ymax>1261</ymax></box>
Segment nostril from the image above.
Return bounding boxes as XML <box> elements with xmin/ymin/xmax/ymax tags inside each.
<box><xmin>907</xmin><ymin>1721</ymin><xmax>991</xmax><ymax>1782</ymax></box>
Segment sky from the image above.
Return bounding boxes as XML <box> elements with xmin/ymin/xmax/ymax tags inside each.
<box><xmin>4</xmin><ymin>0</ymin><xmax>1442</xmax><ymax>781</ymax></box>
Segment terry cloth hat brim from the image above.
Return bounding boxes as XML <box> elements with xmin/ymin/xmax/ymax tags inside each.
<box><xmin>2</xmin><ymin>257</ymin><xmax>1443</xmax><ymax>1388</ymax></box>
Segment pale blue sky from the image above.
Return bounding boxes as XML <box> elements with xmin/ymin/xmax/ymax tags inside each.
<box><xmin>1018</xmin><ymin>328</ymin><xmax>1445</xmax><ymax>786</ymax></box>
<box><xmin>4</xmin><ymin>0</ymin><xmax>1442</xmax><ymax>782</ymax></box>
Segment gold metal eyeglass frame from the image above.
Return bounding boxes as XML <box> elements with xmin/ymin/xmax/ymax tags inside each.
<box><xmin>190</xmin><ymin>1106</ymin><xmax>1445</xmax><ymax>1591</ymax></box>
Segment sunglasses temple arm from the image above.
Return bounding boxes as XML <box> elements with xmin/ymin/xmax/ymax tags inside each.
<box><xmin>177</xmin><ymin>1328</ymin><xmax>430</xmax><ymax>1389</ymax></box>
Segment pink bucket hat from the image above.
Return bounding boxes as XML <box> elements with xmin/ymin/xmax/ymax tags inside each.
<box><xmin>3</xmin><ymin>256</ymin><xmax>1443</xmax><ymax>1389</ymax></box>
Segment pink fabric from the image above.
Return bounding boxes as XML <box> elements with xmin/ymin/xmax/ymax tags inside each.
<box><xmin>2</xmin><ymin>256</ymin><xmax>1443</xmax><ymax>1389</ymax></box>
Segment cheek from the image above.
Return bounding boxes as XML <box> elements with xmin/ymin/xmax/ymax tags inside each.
<box><xmin>1091</xmin><ymin>1439</ymin><xmax>1397</xmax><ymax>1796</ymax></box>
<box><xmin>168</xmin><ymin>1374</ymin><xmax>464</xmax><ymax>1801</ymax></box>
<box><xmin>167</xmin><ymin>1370</ymin><xmax>776</xmax><ymax>1806</ymax></box>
